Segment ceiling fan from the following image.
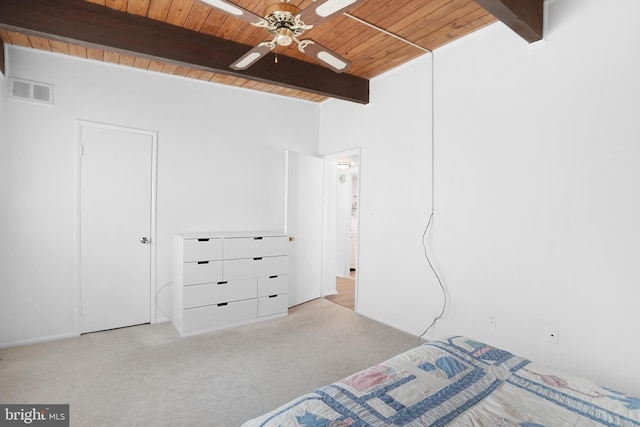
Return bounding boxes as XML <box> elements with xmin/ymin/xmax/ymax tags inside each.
<box><xmin>198</xmin><ymin>0</ymin><xmax>365</xmax><ymax>73</ymax></box>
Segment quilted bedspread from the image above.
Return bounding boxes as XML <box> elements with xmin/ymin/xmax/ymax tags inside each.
<box><xmin>242</xmin><ymin>336</ymin><xmax>640</xmax><ymax>426</ymax></box>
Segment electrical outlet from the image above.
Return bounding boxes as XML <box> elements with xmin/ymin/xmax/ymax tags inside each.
<box><xmin>488</xmin><ymin>314</ymin><xmax>496</xmax><ymax>328</ymax></box>
<box><xmin>546</xmin><ymin>328</ymin><xmax>559</xmax><ymax>344</ymax></box>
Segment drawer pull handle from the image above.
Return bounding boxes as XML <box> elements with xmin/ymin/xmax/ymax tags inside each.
<box><xmin>269</xmin><ymin>275</ymin><xmax>278</xmax><ymax>279</ymax></box>
<box><xmin>254</xmin><ymin>237</ymin><xmax>263</xmax><ymax>240</ymax></box>
<box><xmin>253</xmin><ymin>257</ymin><xmax>263</xmax><ymax>261</ymax></box>
<box><xmin>268</xmin><ymin>295</ymin><xmax>278</xmax><ymax>298</ymax></box>
<box><xmin>197</xmin><ymin>238</ymin><xmax>210</xmax><ymax>242</ymax></box>
<box><xmin>217</xmin><ymin>302</ymin><xmax>228</xmax><ymax>307</ymax></box>
<box><xmin>197</xmin><ymin>261</ymin><xmax>209</xmax><ymax>264</ymax></box>
<box><xmin>217</xmin><ymin>281</ymin><xmax>228</xmax><ymax>285</ymax></box>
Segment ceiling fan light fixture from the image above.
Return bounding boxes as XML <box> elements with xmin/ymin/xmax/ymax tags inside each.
<box><xmin>276</xmin><ymin>27</ymin><xmax>294</xmax><ymax>46</ymax></box>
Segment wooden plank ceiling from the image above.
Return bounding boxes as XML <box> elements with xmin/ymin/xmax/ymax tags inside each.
<box><xmin>0</xmin><ymin>0</ymin><xmax>541</xmax><ymax>103</ymax></box>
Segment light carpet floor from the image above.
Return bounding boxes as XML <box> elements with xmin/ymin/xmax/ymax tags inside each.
<box><xmin>0</xmin><ymin>298</ymin><xmax>418</xmax><ymax>426</ymax></box>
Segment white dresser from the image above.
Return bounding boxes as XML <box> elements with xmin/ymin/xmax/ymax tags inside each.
<box><xmin>172</xmin><ymin>231</ymin><xmax>289</xmax><ymax>337</ymax></box>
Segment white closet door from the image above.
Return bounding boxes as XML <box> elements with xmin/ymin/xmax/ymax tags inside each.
<box><xmin>286</xmin><ymin>151</ymin><xmax>323</xmax><ymax>307</ymax></box>
<box><xmin>80</xmin><ymin>124</ymin><xmax>153</xmax><ymax>333</ymax></box>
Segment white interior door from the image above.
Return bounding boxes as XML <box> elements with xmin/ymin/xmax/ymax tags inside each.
<box><xmin>285</xmin><ymin>151</ymin><xmax>323</xmax><ymax>307</ymax></box>
<box><xmin>80</xmin><ymin>124</ymin><xmax>154</xmax><ymax>333</ymax></box>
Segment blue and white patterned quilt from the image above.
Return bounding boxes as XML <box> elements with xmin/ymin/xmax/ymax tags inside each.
<box><xmin>242</xmin><ymin>336</ymin><xmax>640</xmax><ymax>426</ymax></box>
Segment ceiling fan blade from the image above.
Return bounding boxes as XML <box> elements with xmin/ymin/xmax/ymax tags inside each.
<box><xmin>230</xmin><ymin>43</ymin><xmax>274</xmax><ymax>70</ymax></box>
<box><xmin>298</xmin><ymin>0</ymin><xmax>366</xmax><ymax>26</ymax></box>
<box><xmin>299</xmin><ymin>40</ymin><xmax>351</xmax><ymax>73</ymax></box>
<box><xmin>197</xmin><ymin>0</ymin><xmax>266</xmax><ymax>25</ymax></box>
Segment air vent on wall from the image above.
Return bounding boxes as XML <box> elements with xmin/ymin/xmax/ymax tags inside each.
<box><xmin>9</xmin><ymin>77</ymin><xmax>54</xmax><ymax>105</ymax></box>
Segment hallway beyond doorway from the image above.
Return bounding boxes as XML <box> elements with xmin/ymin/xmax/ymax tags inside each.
<box><xmin>325</xmin><ymin>270</ymin><xmax>355</xmax><ymax>310</ymax></box>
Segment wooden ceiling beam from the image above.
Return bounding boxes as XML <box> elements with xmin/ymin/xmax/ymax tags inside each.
<box><xmin>0</xmin><ymin>39</ymin><xmax>5</xmax><ymax>76</ymax></box>
<box><xmin>0</xmin><ymin>0</ymin><xmax>369</xmax><ymax>104</ymax></box>
<box><xmin>474</xmin><ymin>0</ymin><xmax>544</xmax><ymax>43</ymax></box>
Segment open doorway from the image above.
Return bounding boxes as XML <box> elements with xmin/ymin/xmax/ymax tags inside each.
<box><xmin>322</xmin><ymin>149</ymin><xmax>359</xmax><ymax>311</ymax></box>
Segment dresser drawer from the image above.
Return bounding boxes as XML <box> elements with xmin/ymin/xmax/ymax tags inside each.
<box><xmin>183</xmin><ymin>260</ymin><xmax>223</xmax><ymax>285</ymax></box>
<box><xmin>183</xmin><ymin>278</ymin><xmax>257</xmax><ymax>309</ymax></box>
<box><xmin>223</xmin><ymin>256</ymin><xmax>288</xmax><ymax>281</ymax></box>
<box><xmin>224</xmin><ymin>236</ymin><xmax>288</xmax><ymax>259</ymax></box>
<box><xmin>183</xmin><ymin>238</ymin><xmax>223</xmax><ymax>262</ymax></box>
<box><xmin>258</xmin><ymin>294</ymin><xmax>288</xmax><ymax>317</ymax></box>
<box><xmin>183</xmin><ymin>299</ymin><xmax>257</xmax><ymax>332</ymax></box>
<box><xmin>258</xmin><ymin>275</ymin><xmax>288</xmax><ymax>297</ymax></box>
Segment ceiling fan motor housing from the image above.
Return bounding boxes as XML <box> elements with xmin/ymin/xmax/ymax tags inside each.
<box><xmin>264</xmin><ymin>2</ymin><xmax>304</xmax><ymax>47</ymax></box>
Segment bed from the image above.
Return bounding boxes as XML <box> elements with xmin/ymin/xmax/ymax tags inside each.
<box><xmin>242</xmin><ymin>336</ymin><xmax>640</xmax><ymax>426</ymax></box>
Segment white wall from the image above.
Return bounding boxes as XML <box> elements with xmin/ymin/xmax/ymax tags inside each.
<box><xmin>0</xmin><ymin>46</ymin><xmax>319</xmax><ymax>346</ymax></box>
<box><xmin>320</xmin><ymin>0</ymin><xmax>640</xmax><ymax>397</ymax></box>
<box><xmin>431</xmin><ymin>0</ymin><xmax>640</xmax><ymax>396</ymax></box>
<box><xmin>319</xmin><ymin>55</ymin><xmax>439</xmax><ymax>334</ymax></box>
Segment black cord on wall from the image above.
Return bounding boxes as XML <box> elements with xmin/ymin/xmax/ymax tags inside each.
<box><xmin>418</xmin><ymin>53</ymin><xmax>448</xmax><ymax>344</ymax></box>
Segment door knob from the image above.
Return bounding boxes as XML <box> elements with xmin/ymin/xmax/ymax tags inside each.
<box><xmin>289</xmin><ymin>236</ymin><xmax>295</xmax><ymax>242</ymax></box>
<box><xmin>140</xmin><ymin>237</ymin><xmax>149</xmax><ymax>244</ymax></box>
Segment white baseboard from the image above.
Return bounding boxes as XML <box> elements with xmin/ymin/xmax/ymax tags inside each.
<box><xmin>0</xmin><ymin>332</ymin><xmax>80</xmax><ymax>349</ymax></box>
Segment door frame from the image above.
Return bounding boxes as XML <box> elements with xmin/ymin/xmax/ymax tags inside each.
<box><xmin>321</xmin><ymin>147</ymin><xmax>361</xmax><ymax>310</ymax></box>
<box><xmin>73</xmin><ymin>120</ymin><xmax>158</xmax><ymax>334</ymax></box>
